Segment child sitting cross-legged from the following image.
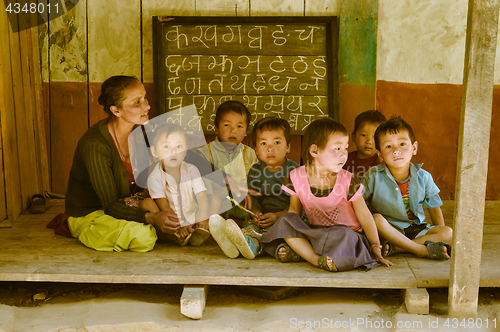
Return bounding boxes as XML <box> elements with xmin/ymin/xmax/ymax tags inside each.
<box><xmin>141</xmin><ymin>124</ymin><xmax>211</xmax><ymax>246</ymax></box>
<box><xmin>343</xmin><ymin>110</ymin><xmax>386</xmax><ymax>178</ymax></box>
<box><xmin>260</xmin><ymin>118</ymin><xmax>392</xmax><ymax>272</ymax></box>
<box><xmin>198</xmin><ymin>100</ymin><xmax>258</xmax><ymax>222</ymax></box>
<box><xmin>210</xmin><ymin>117</ymin><xmax>299</xmax><ymax>259</ymax></box>
<box><xmin>362</xmin><ymin>116</ymin><xmax>453</xmax><ymax>260</ymax></box>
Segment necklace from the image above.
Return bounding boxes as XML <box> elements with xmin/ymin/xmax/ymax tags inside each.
<box><xmin>111</xmin><ymin>119</ymin><xmax>130</xmax><ymax>160</ymax></box>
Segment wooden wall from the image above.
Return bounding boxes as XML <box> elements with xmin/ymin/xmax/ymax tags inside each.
<box><xmin>42</xmin><ymin>0</ymin><xmax>341</xmax><ymax>194</ymax></box>
<box><xmin>0</xmin><ymin>4</ymin><xmax>49</xmax><ymax>225</ymax></box>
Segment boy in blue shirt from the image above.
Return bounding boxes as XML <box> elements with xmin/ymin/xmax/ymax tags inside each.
<box><xmin>362</xmin><ymin>116</ymin><xmax>453</xmax><ymax>260</ymax></box>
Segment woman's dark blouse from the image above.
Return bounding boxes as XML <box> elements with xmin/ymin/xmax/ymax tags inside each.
<box><xmin>65</xmin><ymin>118</ymin><xmax>147</xmax><ymax>223</ymax></box>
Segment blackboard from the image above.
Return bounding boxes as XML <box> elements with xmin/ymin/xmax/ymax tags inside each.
<box><xmin>153</xmin><ymin>16</ymin><xmax>338</xmax><ymax>134</ymax></box>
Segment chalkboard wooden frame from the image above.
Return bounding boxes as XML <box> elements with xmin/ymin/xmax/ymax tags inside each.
<box><xmin>153</xmin><ymin>16</ymin><xmax>339</xmax><ymax>134</ymax></box>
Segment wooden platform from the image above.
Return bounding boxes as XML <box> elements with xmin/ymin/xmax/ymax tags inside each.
<box><xmin>0</xmin><ymin>201</ymin><xmax>499</xmax><ymax>290</ymax></box>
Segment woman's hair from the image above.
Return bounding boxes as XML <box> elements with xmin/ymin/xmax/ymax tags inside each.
<box><xmin>152</xmin><ymin>123</ymin><xmax>186</xmax><ymax>148</ymax></box>
<box><xmin>214</xmin><ymin>100</ymin><xmax>251</xmax><ymax>129</ymax></box>
<box><xmin>301</xmin><ymin>117</ymin><xmax>348</xmax><ymax>164</ymax></box>
<box><xmin>97</xmin><ymin>75</ymin><xmax>139</xmax><ymax>116</ymax></box>
<box><xmin>251</xmin><ymin>117</ymin><xmax>291</xmax><ymax>146</ymax></box>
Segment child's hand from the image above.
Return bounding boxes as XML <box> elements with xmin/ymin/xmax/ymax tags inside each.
<box><xmin>178</xmin><ymin>225</ymin><xmax>194</xmax><ymax>239</ymax></box>
<box><xmin>371</xmin><ymin>247</ymin><xmax>393</xmax><ymax>267</ymax></box>
<box><xmin>252</xmin><ymin>209</ymin><xmax>263</xmax><ymax>223</ymax></box>
<box><xmin>257</xmin><ymin>213</ymin><xmax>278</xmax><ymax>228</ymax></box>
<box><xmin>197</xmin><ymin>219</ymin><xmax>209</xmax><ymax>230</ymax></box>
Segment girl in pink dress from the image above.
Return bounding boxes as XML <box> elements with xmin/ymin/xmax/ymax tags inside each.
<box><xmin>261</xmin><ymin>118</ymin><xmax>392</xmax><ymax>271</ymax></box>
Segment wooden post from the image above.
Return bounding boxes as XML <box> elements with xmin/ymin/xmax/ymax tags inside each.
<box><xmin>180</xmin><ymin>285</ymin><xmax>209</xmax><ymax>320</ymax></box>
<box><xmin>449</xmin><ymin>0</ymin><xmax>500</xmax><ymax>318</ymax></box>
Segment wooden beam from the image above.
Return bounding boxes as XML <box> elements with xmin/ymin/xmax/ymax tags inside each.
<box><xmin>19</xmin><ymin>16</ymin><xmax>40</xmax><ymax>199</ymax></box>
<box><xmin>449</xmin><ymin>0</ymin><xmax>500</xmax><ymax>318</ymax></box>
<box><xmin>30</xmin><ymin>22</ymin><xmax>51</xmax><ymax>194</ymax></box>
<box><xmin>0</xmin><ymin>2</ymin><xmax>22</xmax><ymax>223</ymax></box>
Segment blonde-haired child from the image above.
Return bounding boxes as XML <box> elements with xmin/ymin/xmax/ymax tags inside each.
<box><xmin>261</xmin><ymin>118</ymin><xmax>392</xmax><ymax>271</ymax></box>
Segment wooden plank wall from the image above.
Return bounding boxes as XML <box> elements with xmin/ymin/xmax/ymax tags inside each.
<box><xmin>43</xmin><ymin>0</ymin><xmax>339</xmax><ymax>194</ymax></box>
<box><xmin>0</xmin><ymin>4</ymin><xmax>49</xmax><ymax>225</ymax></box>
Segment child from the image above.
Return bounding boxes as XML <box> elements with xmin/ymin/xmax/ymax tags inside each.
<box><xmin>210</xmin><ymin>117</ymin><xmax>299</xmax><ymax>259</ymax></box>
<box><xmin>198</xmin><ymin>100</ymin><xmax>258</xmax><ymax>220</ymax></box>
<box><xmin>343</xmin><ymin>110</ymin><xmax>386</xmax><ymax>178</ymax></box>
<box><xmin>261</xmin><ymin>118</ymin><xmax>392</xmax><ymax>272</ymax></box>
<box><xmin>362</xmin><ymin>116</ymin><xmax>453</xmax><ymax>260</ymax></box>
<box><xmin>142</xmin><ymin>124</ymin><xmax>211</xmax><ymax>246</ymax></box>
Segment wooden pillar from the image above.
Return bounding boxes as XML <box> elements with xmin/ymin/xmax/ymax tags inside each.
<box><xmin>449</xmin><ymin>0</ymin><xmax>499</xmax><ymax>318</ymax></box>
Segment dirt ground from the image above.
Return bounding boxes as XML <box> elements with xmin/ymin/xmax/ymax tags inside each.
<box><xmin>0</xmin><ymin>282</ymin><xmax>499</xmax><ymax>332</ymax></box>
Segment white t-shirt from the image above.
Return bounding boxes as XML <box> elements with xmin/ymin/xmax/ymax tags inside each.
<box><xmin>147</xmin><ymin>161</ymin><xmax>206</xmax><ymax>226</ymax></box>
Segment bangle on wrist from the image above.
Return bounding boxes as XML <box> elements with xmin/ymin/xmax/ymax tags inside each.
<box><xmin>370</xmin><ymin>244</ymin><xmax>382</xmax><ymax>252</ymax></box>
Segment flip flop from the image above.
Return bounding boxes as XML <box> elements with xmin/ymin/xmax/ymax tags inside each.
<box><xmin>318</xmin><ymin>255</ymin><xmax>338</xmax><ymax>272</ymax></box>
<box><xmin>29</xmin><ymin>194</ymin><xmax>49</xmax><ymax>214</ymax></box>
<box><xmin>174</xmin><ymin>232</ymin><xmax>192</xmax><ymax>246</ymax></box>
<box><xmin>275</xmin><ymin>243</ymin><xmax>303</xmax><ymax>262</ymax></box>
<box><xmin>381</xmin><ymin>239</ymin><xmax>396</xmax><ymax>258</ymax></box>
<box><xmin>209</xmin><ymin>214</ymin><xmax>239</xmax><ymax>258</ymax></box>
<box><xmin>424</xmin><ymin>241</ymin><xmax>452</xmax><ymax>260</ymax></box>
<box><xmin>189</xmin><ymin>228</ymin><xmax>211</xmax><ymax>246</ymax></box>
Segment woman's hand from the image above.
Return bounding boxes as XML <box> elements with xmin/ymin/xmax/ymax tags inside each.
<box><xmin>371</xmin><ymin>247</ymin><xmax>393</xmax><ymax>267</ymax></box>
<box><xmin>145</xmin><ymin>210</ymin><xmax>181</xmax><ymax>234</ymax></box>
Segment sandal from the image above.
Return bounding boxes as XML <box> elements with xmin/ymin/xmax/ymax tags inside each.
<box><xmin>318</xmin><ymin>255</ymin><xmax>338</xmax><ymax>272</ymax></box>
<box><xmin>174</xmin><ymin>232</ymin><xmax>192</xmax><ymax>246</ymax></box>
<box><xmin>275</xmin><ymin>243</ymin><xmax>303</xmax><ymax>263</ymax></box>
<box><xmin>381</xmin><ymin>239</ymin><xmax>396</xmax><ymax>258</ymax></box>
<box><xmin>189</xmin><ymin>228</ymin><xmax>210</xmax><ymax>246</ymax></box>
<box><xmin>209</xmin><ymin>214</ymin><xmax>239</xmax><ymax>258</ymax></box>
<box><xmin>424</xmin><ymin>241</ymin><xmax>451</xmax><ymax>260</ymax></box>
<box><xmin>29</xmin><ymin>194</ymin><xmax>49</xmax><ymax>214</ymax></box>
<box><xmin>224</xmin><ymin>219</ymin><xmax>261</xmax><ymax>260</ymax></box>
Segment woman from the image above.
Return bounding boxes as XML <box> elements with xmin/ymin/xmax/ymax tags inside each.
<box><xmin>51</xmin><ymin>75</ymin><xmax>256</xmax><ymax>252</ymax></box>
<box><xmin>62</xmin><ymin>76</ymin><xmax>180</xmax><ymax>252</ymax></box>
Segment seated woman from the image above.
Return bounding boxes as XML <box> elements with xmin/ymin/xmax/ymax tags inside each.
<box><xmin>49</xmin><ymin>76</ymin><xmax>180</xmax><ymax>252</ymax></box>
<box><xmin>49</xmin><ymin>75</ymin><xmax>257</xmax><ymax>252</ymax></box>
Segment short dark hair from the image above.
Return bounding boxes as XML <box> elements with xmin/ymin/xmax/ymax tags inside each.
<box><xmin>152</xmin><ymin>123</ymin><xmax>186</xmax><ymax>148</ymax></box>
<box><xmin>301</xmin><ymin>117</ymin><xmax>348</xmax><ymax>164</ymax></box>
<box><xmin>353</xmin><ymin>110</ymin><xmax>386</xmax><ymax>135</ymax></box>
<box><xmin>374</xmin><ymin>116</ymin><xmax>416</xmax><ymax>151</ymax></box>
<box><xmin>214</xmin><ymin>100</ymin><xmax>251</xmax><ymax>129</ymax></box>
<box><xmin>97</xmin><ymin>75</ymin><xmax>139</xmax><ymax>116</ymax></box>
<box><xmin>251</xmin><ymin>117</ymin><xmax>291</xmax><ymax>146</ymax></box>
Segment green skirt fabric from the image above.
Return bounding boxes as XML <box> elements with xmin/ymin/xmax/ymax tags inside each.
<box><xmin>68</xmin><ymin>210</ymin><xmax>157</xmax><ymax>252</ymax></box>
